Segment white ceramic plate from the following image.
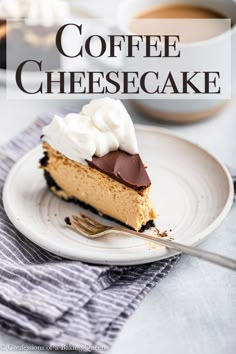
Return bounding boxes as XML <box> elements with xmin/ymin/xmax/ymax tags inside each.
<box><xmin>3</xmin><ymin>126</ymin><xmax>234</xmax><ymax>265</ymax></box>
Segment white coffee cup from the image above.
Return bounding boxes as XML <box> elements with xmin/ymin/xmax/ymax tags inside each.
<box><xmin>117</xmin><ymin>0</ymin><xmax>236</xmax><ymax>123</ymax></box>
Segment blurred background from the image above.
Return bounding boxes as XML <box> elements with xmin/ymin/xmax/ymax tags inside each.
<box><xmin>0</xmin><ymin>0</ymin><xmax>235</xmax><ymax>167</ymax></box>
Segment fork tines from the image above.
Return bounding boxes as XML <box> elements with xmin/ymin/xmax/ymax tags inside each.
<box><xmin>65</xmin><ymin>214</ymin><xmax>108</xmax><ymax>235</ymax></box>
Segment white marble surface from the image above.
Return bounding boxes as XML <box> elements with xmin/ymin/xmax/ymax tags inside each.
<box><xmin>0</xmin><ymin>0</ymin><xmax>236</xmax><ymax>353</ymax></box>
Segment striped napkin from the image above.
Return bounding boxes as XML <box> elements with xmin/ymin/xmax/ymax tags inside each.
<box><xmin>0</xmin><ymin>115</ymin><xmax>191</xmax><ymax>353</ymax></box>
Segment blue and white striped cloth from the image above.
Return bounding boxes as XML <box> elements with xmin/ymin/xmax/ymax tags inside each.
<box><xmin>3</xmin><ymin>115</ymin><xmax>232</xmax><ymax>353</ymax></box>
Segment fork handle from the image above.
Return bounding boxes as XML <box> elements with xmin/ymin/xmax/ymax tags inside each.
<box><xmin>114</xmin><ymin>229</ymin><xmax>236</xmax><ymax>271</ymax></box>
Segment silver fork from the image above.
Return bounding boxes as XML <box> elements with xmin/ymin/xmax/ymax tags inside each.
<box><xmin>65</xmin><ymin>214</ymin><xmax>236</xmax><ymax>271</ymax></box>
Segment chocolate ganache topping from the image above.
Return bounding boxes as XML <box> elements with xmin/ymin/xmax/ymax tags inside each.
<box><xmin>87</xmin><ymin>150</ymin><xmax>151</xmax><ymax>191</ymax></box>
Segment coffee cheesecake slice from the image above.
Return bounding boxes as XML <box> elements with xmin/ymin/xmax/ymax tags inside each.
<box><xmin>39</xmin><ymin>98</ymin><xmax>157</xmax><ymax>231</ymax></box>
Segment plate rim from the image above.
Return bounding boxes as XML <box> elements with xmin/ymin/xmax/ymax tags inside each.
<box><xmin>3</xmin><ymin>125</ymin><xmax>234</xmax><ymax>265</ymax></box>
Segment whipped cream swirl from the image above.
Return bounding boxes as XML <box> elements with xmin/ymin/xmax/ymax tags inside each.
<box><xmin>0</xmin><ymin>0</ymin><xmax>70</xmax><ymax>26</ymax></box>
<box><xmin>42</xmin><ymin>98</ymin><xmax>138</xmax><ymax>163</ymax></box>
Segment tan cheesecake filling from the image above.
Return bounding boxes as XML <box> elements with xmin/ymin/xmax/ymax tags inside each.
<box><xmin>40</xmin><ymin>143</ymin><xmax>156</xmax><ymax>231</ymax></box>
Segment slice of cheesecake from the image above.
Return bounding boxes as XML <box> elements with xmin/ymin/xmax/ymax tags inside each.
<box><xmin>39</xmin><ymin>98</ymin><xmax>157</xmax><ymax>231</ymax></box>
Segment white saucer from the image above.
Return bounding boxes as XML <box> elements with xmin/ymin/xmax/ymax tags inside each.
<box><xmin>3</xmin><ymin>125</ymin><xmax>234</xmax><ymax>265</ymax></box>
